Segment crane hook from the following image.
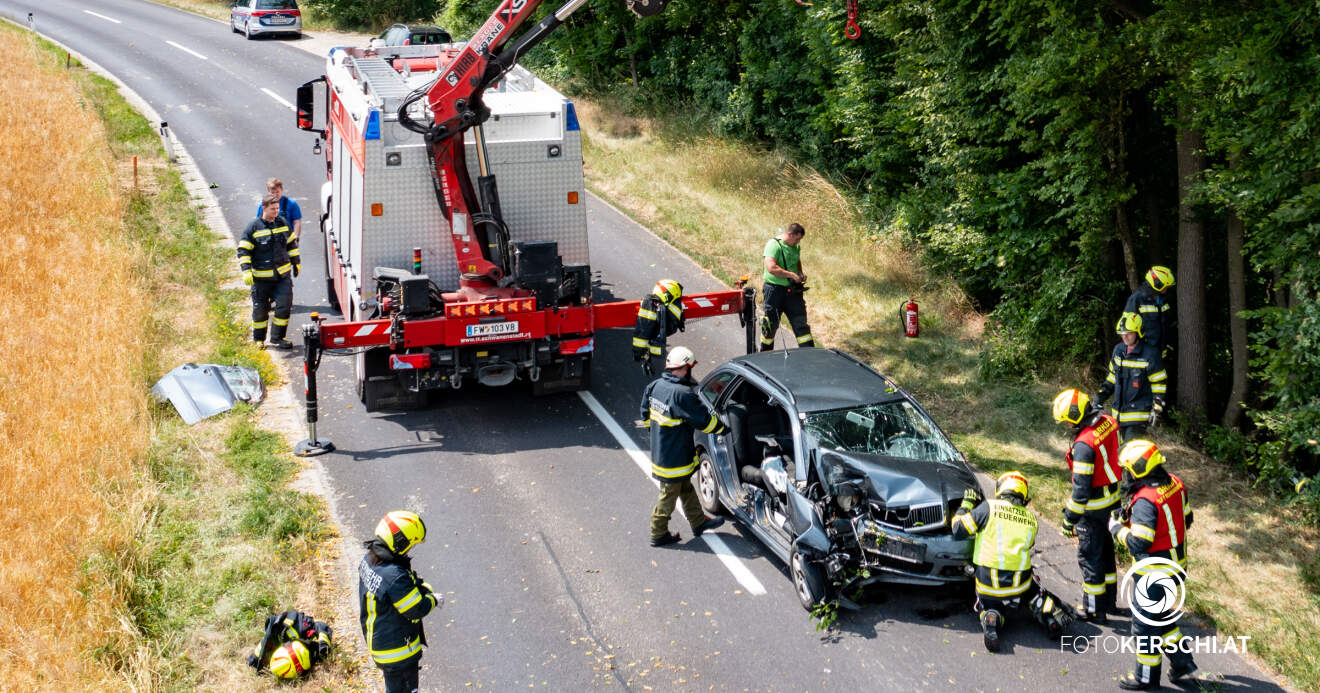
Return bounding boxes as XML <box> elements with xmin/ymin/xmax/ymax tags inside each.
<box><xmin>845</xmin><ymin>0</ymin><xmax>861</xmax><ymax>39</ymax></box>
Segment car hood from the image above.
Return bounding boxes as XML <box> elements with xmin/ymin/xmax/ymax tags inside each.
<box><xmin>818</xmin><ymin>449</ymin><xmax>978</xmax><ymax>506</ymax></box>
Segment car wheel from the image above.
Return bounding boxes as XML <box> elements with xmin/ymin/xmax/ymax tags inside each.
<box><xmin>696</xmin><ymin>451</ymin><xmax>727</xmax><ymax>516</ymax></box>
<box><xmin>790</xmin><ymin>549</ymin><xmax>828</xmax><ymax>611</ymax></box>
<box><xmin>231</xmin><ymin>18</ymin><xmax>240</xmax><ymax>34</ymax></box>
<box><xmin>244</xmin><ymin>21</ymin><xmax>254</xmax><ymax>40</ymax></box>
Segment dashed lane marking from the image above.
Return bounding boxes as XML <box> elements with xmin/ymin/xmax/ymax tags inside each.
<box><xmin>577</xmin><ymin>390</ymin><xmax>767</xmax><ymax>596</ymax></box>
<box><xmin>261</xmin><ymin>87</ymin><xmax>296</xmax><ymax>111</ymax></box>
<box><xmin>164</xmin><ymin>40</ymin><xmax>208</xmax><ymax>61</ymax></box>
<box><xmin>83</xmin><ymin>10</ymin><xmax>121</xmax><ymax>24</ymax></box>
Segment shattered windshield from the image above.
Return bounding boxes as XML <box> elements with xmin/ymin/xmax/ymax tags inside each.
<box><xmin>803</xmin><ymin>400</ymin><xmax>961</xmax><ymax>464</ymax></box>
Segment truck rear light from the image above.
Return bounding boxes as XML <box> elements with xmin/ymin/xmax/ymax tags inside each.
<box><xmin>390</xmin><ymin>353</ymin><xmax>431</xmax><ymax>370</ymax></box>
<box><xmin>567</xmin><ymin>191</ymin><xmax>578</xmax><ymax>204</ymax></box>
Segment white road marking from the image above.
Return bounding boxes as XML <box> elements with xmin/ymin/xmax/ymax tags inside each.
<box><xmin>82</xmin><ymin>10</ymin><xmax>121</xmax><ymax>24</ymax></box>
<box><xmin>262</xmin><ymin>88</ymin><xmax>296</xmax><ymax>112</ymax></box>
<box><xmin>577</xmin><ymin>390</ymin><xmax>767</xmax><ymax>596</ymax></box>
<box><xmin>164</xmin><ymin>41</ymin><xmax>208</xmax><ymax>61</ymax></box>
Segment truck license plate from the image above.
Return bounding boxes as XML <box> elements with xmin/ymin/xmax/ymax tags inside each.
<box><xmin>465</xmin><ymin>321</ymin><xmax>519</xmax><ymax>338</ymax></box>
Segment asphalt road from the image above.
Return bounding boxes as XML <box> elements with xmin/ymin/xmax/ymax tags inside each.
<box><xmin>2</xmin><ymin>2</ymin><xmax>1287</xmax><ymax>691</ymax></box>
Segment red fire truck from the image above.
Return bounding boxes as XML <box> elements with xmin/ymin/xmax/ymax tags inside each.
<box><xmin>290</xmin><ymin>0</ymin><xmax>752</xmax><ymax>455</ymax></box>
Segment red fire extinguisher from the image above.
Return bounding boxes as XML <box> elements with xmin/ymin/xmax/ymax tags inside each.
<box><xmin>902</xmin><ymin>298</ymin><xmax>919</xmax><ymax>338</ymax></box>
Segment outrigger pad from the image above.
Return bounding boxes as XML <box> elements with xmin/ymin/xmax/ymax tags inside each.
<box><xmin>627</xmin><ymin>0</ymin><xmax>668</xmax><ymax>17</ymax></box>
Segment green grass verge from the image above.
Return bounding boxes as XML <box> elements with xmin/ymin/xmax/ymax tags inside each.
<box><xmin>33</xmin><ymin>36</ymin><xmax>341</xmax><ymax>690</ymax></box>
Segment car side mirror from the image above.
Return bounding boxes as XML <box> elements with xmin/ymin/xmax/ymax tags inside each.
<box><xmin>761</xmin><ymin>456</ymin><xmax>788</xmax><ymax>495</ymax></box>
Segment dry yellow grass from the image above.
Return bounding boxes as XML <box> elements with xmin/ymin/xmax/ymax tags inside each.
<box><xmin>0</xmin><ymin>38</ymin><xmax>147</xmax><ymax>690</ymax></box>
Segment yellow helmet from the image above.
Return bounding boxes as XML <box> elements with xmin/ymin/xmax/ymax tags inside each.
<box><xmin>375</xmin><ymin>510</ymin><xmax>426</xmax><ymax>556</ymax></box>
<box><xmin>1146</xmin><ymin>266</ymin><xmax>1175</xmax><ymax>293</ymax></box>
<box><xmin>653</xmin><ymin>279</ymin><xmax>683</xmax><ymax>304</ymax></box>
<box><xmin>269</xmin><ymin>641</ymin><xmax>311</xmax><ymax>679</ymax></box>
<box><xmin>996</xmin><ymin>471</ymin><xmax>1030</xmax><ymax>502</ymax></box>
<box><xmin>1118</xmin><ymin>439</ymin><xmax>1165</xmax><ymax>479</ymax></box>
<box><xmin>1052</xmin><ymin>389</ymin><xmax>1091</xmax><ymax>425</ymax></box>
<box><xmin>1115</xmin><ymin>311</ymin><xmax>1143</xmax><ymax>337</ymax></box>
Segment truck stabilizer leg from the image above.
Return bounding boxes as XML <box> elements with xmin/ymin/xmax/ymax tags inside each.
<box><xmin>294</xmin><ymin>316</ymin><xmax>335</xmax><ymax>457</ymax></box>
<box><xmin>742</xmin><ymin>286</ymin><xmax>757</xmax><ymax>354</ymax></box>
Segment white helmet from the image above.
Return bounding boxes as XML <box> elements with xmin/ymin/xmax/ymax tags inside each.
<box><xmin>665</xmin><ymin>346</ymin><xmax>696</xmax><ymax>369</ymax></box>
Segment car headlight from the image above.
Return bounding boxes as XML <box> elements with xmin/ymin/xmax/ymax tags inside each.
<box><xmin>837</xmin><ymin>492</ymin><xmax>861</xmax><ymax>512</ymax></box>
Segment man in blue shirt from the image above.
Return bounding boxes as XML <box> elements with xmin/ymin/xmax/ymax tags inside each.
<box><xmin>255</xmin><ymin>177</ymin><xmax>302</xmax><ymax>241</ymax></box>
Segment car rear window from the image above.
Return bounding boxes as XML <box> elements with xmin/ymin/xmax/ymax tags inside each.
<box><xmin>256</xmin><ymin>0</ymin><xmax>298</xmax><ymax>9</ymax></box>
<box><xmin>411</xmin><ymin>31</ymin><xmax>452</xmax><ymax>44</ymax></box>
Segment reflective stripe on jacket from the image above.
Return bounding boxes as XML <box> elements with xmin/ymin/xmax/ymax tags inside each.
<box><xmin>632</xmin><ymin>294</ymin><xmax>684</xmax><ymax>356</ymax></box>
<box><xmin>639</xmin><ymin>371</ymin><xmax>725</xmax><ymax>481</ymax></box>
<box><xmin>1121</xmin><ymin>473</ymin><xmax>1190</xmax><ymax>562</ymax></box>
<box><xmin>972</xmin><ymin>499</ymin><xmax>1036</xmax><ymax>572</ymax></box>
<box><xmin>1099</xmin><ymin>341</ymin><xmax>1167</xmax><ymax>422</ymax></box>
<box><xmin>1124</xmin><ymin>284</ymin><xmax>1174</xmax><ymax>353</ymax></box>
<box><xmin>1064</xmin><ymin>413</ymin><xmax>1122</xmax><ymax>520</ymax></box>
<box><xmin>238</xmin><ymin>215</ymin><xmax>300</xmax><ymax>279</ymax></box>
<box><xmin>358</xmin><ymin>554</ymin><xmax>436</xmax><ymax>670</ymax></box>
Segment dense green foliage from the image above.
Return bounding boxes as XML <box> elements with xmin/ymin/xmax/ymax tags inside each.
<box><xmin>360</xmin><ymin>0</ymin><xmax>1320</xmax><ymax>491</ymax></box>
<box><xmin>305</xmin><ymin>0</ymin><xmax>440</xmax><ymax>29</ymax></box>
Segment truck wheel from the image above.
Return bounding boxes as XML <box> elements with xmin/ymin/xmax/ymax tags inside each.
<box><xmin>696</xmin><ymin>451</ymin><xmax>727</xmax><ymax>516</ymax></box>
<box><xmin>791</xmin><ymin>549</ymin><xmax>828</xmax><ymax>611</ymax></box>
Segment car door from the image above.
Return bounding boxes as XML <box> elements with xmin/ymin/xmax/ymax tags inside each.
<box><xmin>696</xmin><ymin>369</ymin><xmax>741</xmax><ymax>513</ymax></box>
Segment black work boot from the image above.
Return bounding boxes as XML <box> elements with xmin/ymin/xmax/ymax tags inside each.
<box><xmin>1075</xmin><ymin>602</ymin><xmax>1109</xmax><ymax>625</ymax></box>
<box><xmin>980</xmin><ymin>610</ymin><xmax>1002</xmax><ymax>653</ymax></box>
<box><xmin>649</xmin><ymin>532</ymin><xmax>680</xmax><ymax>547</ymax></box>
<box><xmin>270</xmin><ymin>325</ymin><xmax>293</xmax><ymax>350</ymax></box>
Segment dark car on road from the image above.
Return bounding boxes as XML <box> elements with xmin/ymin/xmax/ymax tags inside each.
<box><xmin>378</xmin><ymin>23</ymin><xmax>453</xmax><ymax>46</ymax></box>
<box><xmin>230</xmin><ymin>0</ymin><xmax>301</xmax><ymax>40</ymax></box>
<box><xmin>692</xmin><ymin>349</ymin><xmax>976</xmax><ymax>610</ymax></box>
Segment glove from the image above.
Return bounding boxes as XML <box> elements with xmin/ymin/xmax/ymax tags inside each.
<box><xmin>634</xmin><ymin>419</ymin><xmax>650</xmax><ymax>429</ymax></box>
<box><xmin>293</xmin><ymin>263</ymin><xmax>300</xmax><ymax>278</ymax></box>
<box><xmin>242</xmin><ymin>270</ymin><xmax>254</xmax><ymax>286</ymax></box>
<box><xmin>1093</xmin><ymin>392</ymin><xmax>1106</xmax><ymax>409</ymax></box>
<box><xmin>641</xmin><ymin>359</ymin><xmax>655</xmax><ymax>377</ymax></box>
<box><xmin>1061</xmin><ymin>516</ymin><xmax>1076</xmax><ymax>539</ymax></box>
<box><xmin>1107</xmin><ymin>512</ymin><xmax>1124</xmax><ymax>536</ymax></box>
<box><xmin>960</xmin><ymin>488</ymin><xmax>979</xmax><ymax>512</ymax></box>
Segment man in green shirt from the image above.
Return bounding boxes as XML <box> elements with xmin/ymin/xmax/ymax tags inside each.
<box><xmin>759</xmin><ymin>223</ymin><xmax>815</xmax><ymax>351</ymax></box>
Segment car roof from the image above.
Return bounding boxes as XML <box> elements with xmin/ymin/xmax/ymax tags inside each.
<box><xmin>726</xmin><ymin>349</ymin><xmax>906</xmax><ymax>412</ymax></box>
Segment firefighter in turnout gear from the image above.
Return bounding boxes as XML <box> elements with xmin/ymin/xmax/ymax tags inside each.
<box><xmin>359</xmin><ymin>511</ymin><xmax>440</xmax><ymax>693</ymax></box>
<box><xmin>1124</xmin><ymin>266</ymin><xmax>1176</xmax><ymax>357</ymax></box>
<box><xmin>639</xmin><ymin>346</ymin><xmax>727</xmax><ymax>546</ymax></box>
<box><xmin>1053</xmin><ymin>389</ymin><xmax>1122</xmax><ymax>623</ymax></box>
<box><xmin>239</xmin><ymin>194</ymin><xmax>300</xmax><ymax>349</ymax></box>
<box><xmin>951</xmin><ymin>471</ymin><xmax>1073</xmax><ymax>652</ymax></box>
<box><xmin>1096</xmin><ymin>312</ymin><xmax>1168</xmax><ymax>442</ymax></box>
<box><xmin>760</xmin><ymin>223</ymin><xmax>815</xmax><ymax>350</ymax></box>
<box><xmin>633</xmin><ymin>279</ymin><xmax>685</xmax><ymax>376</ymax></box>
<box><xmin>1110</xmin><ymin>441</ymin><xmax>1201</xmax><ymax>690</ymax></box>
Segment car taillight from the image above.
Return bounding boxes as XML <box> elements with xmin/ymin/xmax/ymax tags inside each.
<box><xmin>289</xmin><ymin>9</ymin><xmax>301</xmax><ymax>15</ymax></box>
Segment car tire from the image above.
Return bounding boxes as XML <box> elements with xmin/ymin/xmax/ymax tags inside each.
<box><xmin>790</xmin><ymin>549</ymin><xmax>828</xmax><ymax>611</ymax></box>
<box><xmin>231</xmin><ymin>19</ymin><xmax>240</xmax><ymax>34</ymax></box>
<box><xmin>244</xmin><ymin>21</ymin><xmax>254</xmax><ymax>40</ymax></box>
<box><xmin>696</xmin><ymin>451</ymin><xmax>727</xmax><ymax>516</ymax></box>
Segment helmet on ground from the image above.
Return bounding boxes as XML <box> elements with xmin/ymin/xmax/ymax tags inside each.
<box><xmin>375</xmin><ymin>510</ymin><xmax>426</xmax><ymax>556</ymax></box>
<box><xmin>1052</xmin><ymin>389</ymin><xmax>1091</xmax><ymax>425</ymax></box>
<box><xmin>653</xmin><ymin>279</ymin><xmax>683</xmax><ymax>304</ymax></box>
<box><xmin>1146</xmin><ymin>266</ymin><xmax>1175</xmax><ymax>293</ymax></box>
<box><xmin>1118</xmin><ymin>439</ymin><xmax>1165</xmax><ymax>479</ymax></box>
<box><xmin>269</xmin><ymin>641</ymin><xmax>311</xmax><ymax>679</ymax></box>
<box><xmin>996</xmin><ymin>471</ymin><xmax>1030</xmax><ymax>502</ymax></box>
<box><xmin>1115</xmin><ymin>311</ymin><xmax>1143</xmax><ymax>337</ymax></box>
<box><xmin>665</xmin><ymin>345</ymin><xmax>696</xmax><ymax>369</ymax></box>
